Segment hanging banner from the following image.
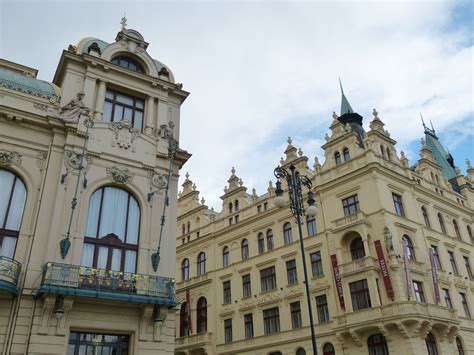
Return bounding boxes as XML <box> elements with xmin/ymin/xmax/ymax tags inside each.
<box><xmin>331</xmin><ymin>254</ymin><xmax>345</xmax><ymax>310</ymax></box>
<box><xmin>429</xmin><ymin>248</ymin><xmax>441</xmax><ymax>304</ymax></box>
<box><xmin>374</xmin><ymin>240</ymin><xmax>394</xmax><ymax>300</ymax></box>
<box><xmin>186</xmin><ymin>288</ymin><xmax>192</xmax><ymax>334</ymax></box>
<box><xmin>403</xmin><ymin>238</ymin><xmax>412</xmax><ymax>300</ymax></box>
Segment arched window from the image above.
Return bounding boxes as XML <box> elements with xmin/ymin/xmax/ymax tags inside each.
<box><xmin>179</xmin><ymin>302</ymin><xmax>189</xmax><ymax>337</ymax></box>
<box><xmin>197</xmin><ymin>252</ymin><xmax>206</xmax><ymax>275</ymax></box>
<box><xmin>241</xmin><ymin>239</ymin><xmax>249</xmax><ymax>260</ymax></box>
<box><xmin>467</xmin><ymin>225</ymin><xmax>473</xmax><ymax>243</ymax></box>
<box><xmin>267</xmin><ymin>229</ymin><xmax>274</xmax><ymax>251</ymax></box>
<box><xmin>306</xmin><ymin>215</ymin><xmax>317</xmax><ymax>237</ymax></box>
<box><xmin>0</xmin><ymin>170</ymin><xmax>27</xmax><ymax>259</ymax></box>
<box><xmin>368</xmin><ymin>333</ymin><xmax>389</xmax><ymax>355</ymax></box>
<box><xmin>229</xmin><ymin>202</ymin><xmax>233</xmax><ymax>214</ymax></box>
<box><xmin>196</xmin><ymin>297</ymin><xmax>207</xmax><ymax>333</ymax></box>
<box><xmin>425</xmin><ymin>332</ymin><xmax>438</xmax><ymax>355</ymax></box>
<box><xmin>453</xmin><ymin>220</ymin><xmax>462</xmax><ymax>239</ymax></box>
<box><xmin>323</xmin><ymin>343</ymin><xmax>335</xmax><ymax>355</ymax></box>
<box><xmin>431</xmin><ymin>172</ymin><xmax>435</xmax><ymax>182</ymax></box>
<box><xmin>223</xmin><ymin>246</ymin><xmax>230</xmax><ymax>267</ymax></box>
<box><xmin>181</xmin><ymin>258</ymin><xmax>190</xmax><ymax>280</ymax></box>
<box><xmin>343</xmin><ymin>147</ymin><xmax>350</xmax><ymax>161</ymax></box>
<box><xmin>187</xmin><ymin>221</ymin><xmax>191</xmax><ymax>234</ymax></box>
<box><xmin>235</xmin><ymin>200</ymin><xmax>239</xmax><ymax>211</ymax></box>
<box><xmin>403</xmin><ymin>235</ymin><xmax>416</xmax><ymax>261</ymax></box>
<box><xmin>456</xmin><ymin>336</ymin><xmax>464</xmax><ymax>355</ymax></box>
<box><xmin>181</xmin><ymin>224</ymin><xmax>185</xmax><ymax>236</ymax></box>
<box><xmin>111</xmin><ymin>56</ymin><xmax>144</xmax><ymax>73</ymax></box>
<box><xmin>438</xmin><ymin>213</ymin><xmax>446</xmax><ymax>234</ymax></box>
<box><xmin>386</xmin><ymin>148</ymin><xmax>391</xmax><ymax>161</ymax></box>
<box><xmin>296</xmin><ymin>348</ymin><xmax>306</xmax><ymax>355</ymax></box>
<box><xmin>422</xmin><ymin>206</ymin><xmax>431</xmax><ymax>228</ymax></box>
<box><xmin>435</xmin><ymin>175</ymin><xmax>440</xmax><ymax>185</ymax></box>
<box><xmin>83</xmin><ymin>186</ymin><xmax>140</xmax><ymax>272</ymax></box>
<box><xmin>380</xmin><ymin>145</ymin><xmax>385</xmax><ymax>158</ymax></box>
<box><xmin>335</xmin><ymin>151</ymin><xmax>342</xmax><ymax>165</ymax></box>
<box><xmin>258</xmin><ymin>233</ymin><xmax>265</xmax><ymax>254</ymax></box>
<box><xmin>283</xmin><ymin>222</ymin><xmax>293</xmax><ymax>245</ymax></box>
<box><xmin>350</xmin><ymin>237</ymin><xmax>365</xmax><ymax>260</ymax></box>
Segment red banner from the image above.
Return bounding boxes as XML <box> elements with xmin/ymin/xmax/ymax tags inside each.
<box><xmin>331</xmin><ymin>254</ymin><xmax>345</xmax><ymax>310</ymax></box>
<box><xmin>429</xmin><ymin>248</ymin><xmax>441</xmax><ymax>304</ymax></box>
<box><xmin>186</xmin><ymin>289</ymin><xmax>192</xmax><ymax>334</ymax></box>
<box><xmin>374</xmin><ymin>240</ymin><xmax>394</xmax><ymax>300</ymax></box>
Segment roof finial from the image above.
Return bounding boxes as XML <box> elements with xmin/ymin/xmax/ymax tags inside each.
<box><xmin>339</xmin><ymin>78</ymin><xmax>354</xmax><ymax>116</ymax></box>
<box><xmin>339</xmin><ymin>77</ymin><xmax>344</xmax><ymax>94</ymax></box>
<box><xmin>120</xmin><ymin>14</ymin><xmax>127</xmax><ymax>31</ymax></box>
<box><xmin>430</xmin><ymin>120</ymin><xmax>436</xmax><ymax>135</ymax></box>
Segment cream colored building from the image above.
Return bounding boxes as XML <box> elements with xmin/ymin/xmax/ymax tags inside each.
<box><xmin>175</xmin><ymin>95</ymin><xmax>474</xmax><ymax>354</ymax></box>
<box><xmin>0</xmin><ymin>24</ymin><xmax>190</xmax><ymax>354</ymax></box>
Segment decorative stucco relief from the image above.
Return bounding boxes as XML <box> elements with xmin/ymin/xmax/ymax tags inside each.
<box><xmin>106</xmin><ymin>166</ymin><xmax>133</xmax><ymax>185</ymax></box>
<box><xmin>110</xmin><ymin>119</ymin><xmax>140</xmax><ymax>152</ymax></box>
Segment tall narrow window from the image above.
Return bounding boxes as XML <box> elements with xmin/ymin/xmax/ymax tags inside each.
<box><xmin>448</xmin><ymin>251</ymin><xmax>459</xmax><ymax>275</ymax></box>
<box><xmin>241</xmin><ymin>239</ymin><xmax>249</xmax><ymax>260</ymax></box>
<box><xmin>460</xmin><ymin>292</ymin><xmax>471</xmax><ymax>318</ymax></box>
<box><xmin>386</xmin><ymin>147</ymin><xmax>391</xmax><ymax>161</ymax></box>
<box><xmin>179</xmin><ymin>302</ymin><xmax>189</xmax><ymax>337</ymax></box>
<box><xmin>453</xmin><ymin>219</ymin><xmax>462</xmax><ymax>239</ymax></box>
<box><xmin>350</xmin><ymin>237</ymin><xmax>365</xmax><ymax>260</ymax></box>
<box><xmin>467</xmin><ymin>225</ymin><xmax>473</xmax><ymax>242</ymax></box>
<box><xmin>422</xmin><ymin>206</ymin><xmax>431</xmax><ymax>228</ymax></box>
<box><xmin>456</xmin><ymin>337</ymin><xmax>465</xmax><ymax>355</ymax></box>
<box><xmin>197</xmin><ymin>252</ymin><xmax>206</xmax><ymax>275</ymax></box>
<box><xmin>349</xmin><ymin>279</ymin><xmax>371</xmax><ymax>311</ymax></box>
<box><xmin>392</xmin><ymin>193</ymin><xmax>405</xmax><ymax>217</ymax></box>
<box><xmin>242</xmin><ymin>274</ymin><xmax>251</xmax><ymax>298</ymax></box>
<box><xmin>181</xmin><ymin>224</ymin><xmax>185</xmax><ymax>236</ymax></box>
<box><xmin>403</xmin><ymin>235</ymin><xmax>416</xmax><ymax>261</ymax></box>
<box><xmin>260</xmin><ymin>266</ymin><xmax>277</xmax><ymax>292</ymax></box>
<box><xmin>103</xmin><ymin>90</ymin><xmax>144</xmax><ymax>130</ymax></box>
<box><xmin>244</xmin><ymin>314</ymin><xmax>253</xmax><ymax>339</ymax></box>
<box><xmin>283</xmin><ymin>222</ymin><xmax>293</xmax><ymax>245</ymax></box>
<box><xmin>263</xmin><ymin>307</ymin><xmax>280</xmax><ymax>334</ymax></box>
<box><xmin>222</xmin><ymin>246</ymin><xmax>230</xmax><ymax>267</ymax></box>
<box><xmin>267</xmin><ymin>229</ymin><xmax>274</xmax><ymax>250</ymax></box>
<box><xmin>323</xmin><ymin>343</ymin><xmax>335</xmax><ymax>355</ymax></box>
<box><xmin>229</xmin><ymin>202</ymin><xmax>233</xmax><ymax>214</ymax></box>
<box><xmin>235</xmin><ymin>200</ymin><xmax>239</xmax><ymax>211</ymax></box>
<box><xmin>335</xmin><ymin>151</ymin><xmax>342</xmax><ymax>165</ymax></box>
<box><xmin>342</xmin><ymin>194</ymin><xmax>359</xmax><ymax>216</ymax></box>
<box><xmin>258</xmin><ymin>233</ymin><xmax>265</xmax><ymax>254</ymax></box>
<box><xmin>367</xmin><ymin>334</ymin><xmax>389</xmax><ymax>355</ymax></box>
<box><xmin>413</xmin><ymin>280</ymin><xmax>426</xmax><ymax>302</ymax></box>
<box><xmin>83</xmin><ymin>186</ymin><xmax>140</xmax><ymax>273</ymax></box>
<box><xmin>0</xmin><ymin>170</ymin><xmax>26</xmax><ymax>259</ymax></box>
<box><xmin>425</xmin><ymin>332</ymin><xmax>438</xmax><ymax>355</ymax></box>
<box><xmin>463</xmin><ymin>256</ymin><xmax>473</xmax><ymax>279</ymax></box>
<box><xmin>442</xmin><ymin>288</ymin><xmax>453</xmax><ymax>308</ymax></box>
<box><xmin>187</xmin><ymin>221</ymin><xmax>191</xmax><ymax>234</ymax></box>
<box><xmin>310</xmin><ymin>251</ymin><xmax>323</xmax><ymax>277</ymax></box>
<box><xmin>290</xmin><ymin>301</ymin><xmax>302</xmax><ymax>329</ymax></box>
<box><xmin>438</xmin><ymin>213</ymin><xmax>446</xmax><ymax>234</ymax></box>
<box><xmin>431</xmin><ymin>245</ymin><xmax>442</xmax><ymax>270</ymax></box>
<box><xmin>306</xmin><ymin>215</ymin><xmax>317</xmax><ymax>236</ymax></box>
<box><xmin>316</xmin><ymin>295</ymin><xmax>330</xmax><ymax>323</ymax></box>
<box><xmin>223</xmin><ymin>280</ymin><xmax>231</xmax><ymax>304</ymax></box>
<box><xmin>224</xmin><ymin>319</ymin><xmax>232</xmax><ymax>343</ymax></box>
<box><xmin>181</xmin><ymin>259</ymin><xmax>190</xmax><ymax>281</ymax></box>
<box><xmin>286</xmin><ymin>259</ymin><xmax>298</xmax><ymax>285</ymax></box>
<box><xmin>196</xmin><ymin>297</ymin><xmax>207</xmax><ymax>333</ymax></box>
<box><xmin>343</xmin><ymin>147</ymin><xmax>350</xmax><ymax>161</ymax></box>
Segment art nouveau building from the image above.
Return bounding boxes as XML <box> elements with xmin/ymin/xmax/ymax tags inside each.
<box><xmin>0</xmin><ymin>24</ymin><xmax>190</xmax><ymax>354</ymax></box>
<box><xmin>175</xmin><ymin>93</ymin><xmax>474</xmax><ymax>354</ymax></box>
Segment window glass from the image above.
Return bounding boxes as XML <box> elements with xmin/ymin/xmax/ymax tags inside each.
<box><xmin>342</xmin><ymin>194</ymin><xmax>359</xmax><ymax>216</ymax></box>
<box><xmin>286</xmin><ymin>259</ymin><xmax>298</xmax><ymax>285</ymax></box>
<box><xmin>311</xmin><ymin>251</ymin><xmax>323</xmax><ymax>277</ymax></box>
<box><xmin>283</xmin><ymin>222</ymin><xmax>293</xmax><ymax>245</ymax></box>
<box><xmin>349</xmin><ymin>279</ymin><xmax>371</xmax><ymax>311</ymax></box>
<box><xmin>316</xmin><ymin>295</ymin><xmax>330</xmax><ymax>323</ymax></box>
<box><xmin>306</xmin><ymin>215</ymin><xmax>316</xmax><ymax>236</ymax></box>
<box><xmin>323</xmin><ymin>343</ymin><xmax>335</xmax><ymax>355</ymax></box>
<box><xmin>103</xmin><ymin>90</ymin><xmax>145</xmax><ymax>130</ymax></box>
<box><xmin>267</xmin><ymin>229</ymin><xmax>274</xmax><ymax>250</ymax></box>
<box><xmin>290</xmin><ymin>301</ymin><xmax>302</xmax><ymax>329</ymax></box>
<box><xmin>260</xmin><ymin>266</ymin><xmax>277</xmax><ymax>292</ymax></box>
<box><xmin>350</xmin><ymin>237</ymin><xmax>365</xmax><ymax>260</ymax></box>
<box><xmin>368</xmin><ymin>334</ymin><xmax>389</xmax><ymax>355</ymax></box>
<box><xmin>0</xmin><ymin>170</ymin><xmax>27</xmax><ymax>236</ymax></box>
<box><xmin>111</xmin><ymin>56</ymin><xmax>144</xmax><ymax>73</ymax></box>
<box><xmin>263</xmin><ymin>307</ymin><xmax>280</xmax><ymax>334</ymax></box>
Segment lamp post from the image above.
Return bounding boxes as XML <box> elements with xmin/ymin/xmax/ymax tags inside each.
<box><xmin>274</xmin><ymin>164</ymin><xmax>318</xmax><ymax>355</ymax></box>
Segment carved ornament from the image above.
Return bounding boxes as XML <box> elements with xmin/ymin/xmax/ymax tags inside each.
<box><xmin>0</xmin><ymin>150</ymin><xmax>22</xmax><ymax>166</ymax></box>
<box><xmin>106</xmin><ymin>166</ymin><xmax>133</xmax><ymax>184</ymax></box>
<box><xmin>148</xmin><ymin>171</ymin><xmax>168</xmax><ymax>190</ymax></box>
<box><xmin>110</xmin><ymin>119</ymin><xmax>140</xmax><ymax>152</ymax></box>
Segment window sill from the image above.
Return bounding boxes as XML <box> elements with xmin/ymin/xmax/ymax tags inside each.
<box><xmin>260</xmin><ymin>289</ymin><xmax>277</xmax><ymax>295</ymax></box>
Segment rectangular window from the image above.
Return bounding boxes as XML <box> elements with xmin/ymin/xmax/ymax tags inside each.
<box><xmin>310</xmin><ymin>251</ymin><xmax>323</xmax><ymax>277</ymax></box>
<box><xmin>460</xmin><ymin>293</ymin><xmax>471</xmax><ymax>318</ymax></box>
<box><xmin>264</xmin><ymin>202</ymin><xmax>268</xmax><ymax>210</ymax></box>
<box><xmin>286</xmin><ymin>259</ymin><xmax>298</xmax><ymax>285</ymax></box>
<box><xmin>413</xmin><ymin>281</ymin><xmax>426</xmax><ymax>303</ymax></box>
<box><xmin>290</xmin><ymin>301</ymin><xmax>302</xmax><ymax>329</ymax></box>
<box><xmin>244</xmin><ymin>313</ymin><xmax>253</xmax><ymax>339</ymax></box>
<box><xmin>342</xmin><ymin>194</ymin><xmax>360</xmax><ymax>216</ymax></box>
<box><xmin>257</xmin><ymin>205</ymin><xmax>262</xmax><ymax>213</ymax></box>
<box><xmin>260</xmin><ymin>266</ymin><xmax>277</xmax><ymax>292</ymax></box>
<box><xmin>316</xmin><ymin>295</ymin><xmax>330</xmax><ymax>323</ymax></box>
<box><xmin>392</xmin><ymin>193</ymin><xmax>405</xmax><ymax>217</ymax></box>
<box><xmin>242</xmin><ymin>274</ymin><xmax>251</xmax><ymax>298</ymax></box>
<box><xmin>103</xmin><ymin>90</ymin><xmax>144</xmax><ymax>130</ymax></box>
<box><xmin>448</xmin><ymin>251</ymin><xmax>459</xmax><ymax>275</ymax></box>
<box><xmin>223</xmin><ymin>280</ymin><xmax>231</xmax><ymax>304</ymax></box>
<box><xmin>306</xmin><ymin>215</ymin><xmax>317</xmax><ymax>236</ymax></box>
<box><xmin>224</xmin><ymin>319</ymin><xmax>232</xmax><ymax>343</ymax></box>
<box><xmin>349</xmin><ymin>279</ymin><xmax>371</xmax><ymax>311</ymax></box>
<box><xmin>463</xmin><ymin>256</ymin><xmax>473</xmax><ymax>279</ymax></box>
<box><xmin>228</xmin><ymin>218</ymin><xmax>232</xmax><ymax>226</ymax></box>
<box><xmin>443</xmin><ymin>288</ymin><xmax>453</xmax><ymax>308</ymax></box>
<box><xmin>235</xmin><ymin>215</ymin><xmax>239</xmax><ymax>223</ymax></box>
<box><xmin>431</xmin><ymin>245</ymin><xmax>442</xmax><ymax>270</ymax></box>
<box><xmin>263</xmin><ymin>307</ymin><xmax>280</xmax><ymax>334</ymax></box>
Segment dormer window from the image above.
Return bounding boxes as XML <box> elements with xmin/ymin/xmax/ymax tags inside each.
<box><xmin>111</xmin><ymin>56</ymin><xmax>144</xmax><ymax>73</ymax></box>
<box><xmin>103</xmin><ymin>90</ymin><xmax>144</xmax><ymax>130</ymax></box>
<box><xmin>335</xmin><ymin>151</ymin><xmax>342</xmax><ymax>165</ymax></box>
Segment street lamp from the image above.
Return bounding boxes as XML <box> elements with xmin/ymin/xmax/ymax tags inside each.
<box><xmin>274</xmin><ymin>163</ymin><xmax>318</xmax><ymax>355</ymax></box>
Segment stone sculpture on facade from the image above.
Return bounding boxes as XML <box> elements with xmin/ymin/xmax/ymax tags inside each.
<box><xmin>59</xmin><ymin>92</ymin><xmax>90</xmax><ymax>123</ymax></box>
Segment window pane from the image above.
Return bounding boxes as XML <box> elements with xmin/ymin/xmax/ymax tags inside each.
<box><xmin>0</xmin><ymin>171</ymin><xmax>15</xmax><ymax>226</ymax></box>
<box><xmin>126</xmin><ymin>197</ymin><xmax>139</xmax><ymax>244</ymax></box>
<box><xmin>5</xmin><ymin>178</ymin><xmax>26</xmax><ymax>230</ymax></box>
<box><xmin>97</xmin><ymin>247</ymin><xmax>108</xmax><ymax>269</ymax></box>
<box><xmin>81</xmin><ymin>243</ymin><xmax>95</xmax><ymax>267</ymax></box>
<box><xmin>0</xmin><ymin>236</ymin><xmax>17</xmax><ymax>258</ymax></box>
<box><xmin>123</xmin><ymin>107</ymin><xmax>133</xmax><ymax>121</ymax></box>
<box><xmin>85</xmin><ymin>189</ymin><xmax>102</xmax><ymax>237</ymax></box>
<box><xmin>105</xmin><ymin>90</ymin><xmax>114</xmax><ymax>99</ymax></box>
<box><xmin>113</xmin><ymin>105</ymin><xmax>124</xmax><ymax>122</ymax></box>
<box><xmin>116</xmin><ymin>94</ymin><xmax>134</xmax><ymax>106</ymax></box>
<box><xmin>134</xmin><ymin>111</ymin><xmax>143</xmax><ymax>130</ymax></box>
<box><xmin>99</xmin><ymin>188</ymin><xmax>127</xmax><ymax>240</ymax></box>
<box><xmin>124</xmin><ymin>251</ymin><xmax>135</xmax><ymax>272</ymax></box>
<box><xmin>136</xmin><ymin>99</ymin><xmax>144</xmax><ymax>109</ymax></box>
<box><xmin>102</xmin><ymin>101</ymin><xmax>113</xmax><ymax>122</ymax></box>
<box><xmin>111</xmin><ymin>248</ymin><xmax>122</xmax><ymax>271</ymax></box>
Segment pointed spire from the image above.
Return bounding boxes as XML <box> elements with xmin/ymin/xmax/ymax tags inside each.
<box><xmin>339</xmin><ymin>78</ymin><xmax>354</xmax><ymax>115</ymax></box>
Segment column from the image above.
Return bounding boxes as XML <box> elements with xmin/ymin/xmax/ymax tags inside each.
<box><xmin>145</xmin><ymin>96</ymin><xmax>155</xmax><ymax>135</ymax></box>
<box><xmin>82</xmin><ymin>75</ymin><xmax>96</xmax><ymax>110</ymax></box>
<box><xmin>94</xmin><ymin>80</ymin><xmax>107</xmax><ymax>120</ymax></box>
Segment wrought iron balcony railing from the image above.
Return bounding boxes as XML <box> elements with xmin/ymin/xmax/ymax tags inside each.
<box><xmin>0</xmin><ymin>255</ymin><xmax>21</xmax><ymax>295</ymax></box>
<box><xmin>36</xmin><ymin>262</ymin><xmax>176</xmax><ymax>306</ymax></box>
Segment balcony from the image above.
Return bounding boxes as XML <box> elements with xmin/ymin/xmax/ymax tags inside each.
<box><xmin>339</xmin><ymin>256</ymin><xmax>378</xmax><ymax>276</ymax></box>
<box><xmin>333</xmin><ymin>210</ymin><xmax>368</xmax><ymax>230</ymax></box>
<box><xmin>0</xmin><ymin>256</ymin><xmax>21</xmax><ymax>295</ymax></box>
<box><xmin>175</xmin><ymin>332</ymin><xmax>212</xmax><ymax>349</ymax></box>
<box><xmin>35</xmin><ymin>262</ymin><xmax>176</xmax><ymax>306</ymax></box>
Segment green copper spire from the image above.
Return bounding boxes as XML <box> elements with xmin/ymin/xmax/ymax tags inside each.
<box><xmin>339</xmin><ymin>78</ymin><xmax>354</xmax><ymax>115</ymax></box>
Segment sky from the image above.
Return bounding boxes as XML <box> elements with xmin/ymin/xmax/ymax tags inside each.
<box><xmin>1</xmin><ymin>0</ymin><xmax>473</xmax><ymax>210</ymax></box>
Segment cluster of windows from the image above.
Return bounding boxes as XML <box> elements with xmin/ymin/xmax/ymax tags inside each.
<box><xmin>181</xmin><ymin>252</ymin><xmax>208</xmax><ymax>281</ymax></box>
<box><xmin>379</xmin><ymin>145</ymin><xmax>392</xmax><ymax>161</ymax></box>
<box><xmin>111</xmin><ymin>56</ymin><xmax>144</xmax><ymax>73</ymax></box>
<box><xmin>335</xmin><ymin>147</ymin><xmax>350</xmax><ymax>165</ymax></box>
<box><xmin>228</xmin><ymin>200</ymin><xmax>240</xmax><ymax>214</ymax></box>
<box><xmin>179</xmin><ymin>298</ymin><xmax>207</xmax><ymax>337</ymax></box>
<box><xmin>103</xmin><ymin>90</ymin><xmax>144</xmax><ymax>130</ymax></box>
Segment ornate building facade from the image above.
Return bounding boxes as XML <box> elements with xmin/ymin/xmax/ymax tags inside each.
<box><xmin>175</xmin><ymin>93</ymin><xmax>474</xmax><ymax>354</ymax></box>
<box><xmin>0</xmin><ymin>23</ymin><xmax>190</xmax><ymax>354</ymax></box>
